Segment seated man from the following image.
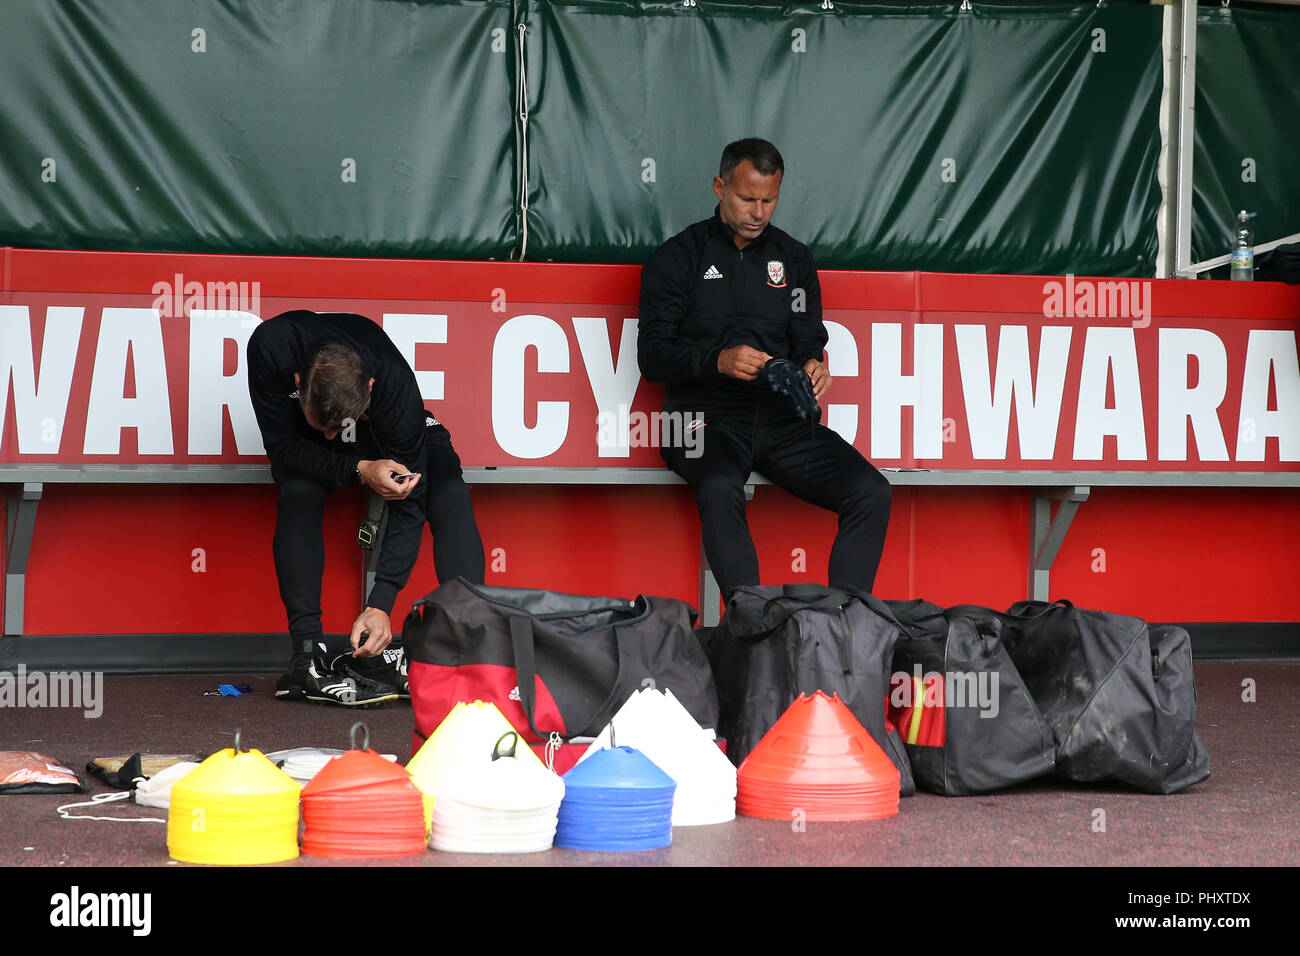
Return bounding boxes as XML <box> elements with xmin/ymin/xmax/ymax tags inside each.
<box><xmin>637</xmin><ymin>138</ymin><xmax>892</xmax><ymax>596</ymax></box>
<box><xmin>247</xmin><ymin>309</ymin><xmax>485</xmax><ymax>705</ymax></box>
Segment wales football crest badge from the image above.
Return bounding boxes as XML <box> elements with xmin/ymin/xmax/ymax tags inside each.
<box><xmin>766</xmin><ymin>260</ymin><xmax>787</xmax><ymax>288</ymax></box>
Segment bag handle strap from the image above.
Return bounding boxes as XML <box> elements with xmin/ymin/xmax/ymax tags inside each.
<box><xmin>730</xmin><ymin>583</ymin><xmax>914</xmax><ymax>645</ymax></box>
<box><xmin>508</xmin><ymin>615</ymin><xmax>640</xmax><ymax>742</ymax></box>
<box><xmin>808</xmin><ymin>583</ymin><xmax>916</xmax><ymax>637</ymax></box>
<box><xmin>736</xmin><ymin>590</ymin><xmax>851</xmax><ymax>645</ymax></box>
<box><xmin>944</xmin><ymin>599</ymin><xmax>1070</xmax><ymax>625</ymax></box>
<box><xmin>882</xmin><ymin>597</ymin><xmax>947</xmax><ymax>627</ymax></box>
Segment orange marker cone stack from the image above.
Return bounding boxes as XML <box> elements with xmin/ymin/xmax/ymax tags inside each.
<box><xmin>300</xmin><ymin>723</ymin><xmax>427</xmax><ymax>859</ymax></box>
<box><xmin>736</xmin><ymin>691</ymin><xmax>900</xmax><ymax>822</ymax></box>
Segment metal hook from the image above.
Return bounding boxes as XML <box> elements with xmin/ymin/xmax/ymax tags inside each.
<box><xmin>609</xmin><ymin>722</ymin><xmax>617</xmax><ymax>750</ymax></box>
<box><xmin>232</xmin><ymin>728</ymin><xmax>242</xmax><ymax>754</ymax></box>
<box><xmin>350</xmin><ymin>721</ymin><xmax>371</xmax><ymax>752</ymax></box>
<box><xmin>492</xmin><ymin>731</ymin><xmax>519</xmax><ymax>761</ymax></box>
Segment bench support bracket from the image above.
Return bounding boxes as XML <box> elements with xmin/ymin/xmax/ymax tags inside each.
<box><xmin>1030</xmin><ymin>485</ymin><xmax>1090</xmax><ymax>602</ymax></box>
<box><xmin>5</xmin><ymin>482</ymin><xmax>44</xmax><ymax>636</ymax></box>
<box><xmin>362</xmin><ymin>493</ymin><xmax>388</xmax><ymax>609</ymax></box>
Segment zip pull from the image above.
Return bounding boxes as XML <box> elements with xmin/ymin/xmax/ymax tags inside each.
<box><xmin>545</xmin><ymin>732</ymin><xmax>563</xmax><ymax>772</ymax></box>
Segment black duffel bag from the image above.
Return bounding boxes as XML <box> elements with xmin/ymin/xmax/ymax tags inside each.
<box><xmin>709</xmin><ymin>583</ymin><xmax>916</xmax><ymax>796</ymax></box>
<box><xmin>946</xmin><ymin>600</ymin><xmax>1210</xmax><ymax>794</ymax></box>
<box><xmin>404</xmin><ymin>578</ymin><xmax>719</xmax><ymax>772</ymax></box>
<box><xmin>885</xmin><ymin>599</ymin><xmax>1056</xmax><ymax>796</ymax></box>
<box><xmin>1256</xmin><ymin>243</ymin><xmax>1300</xmax><ymax>283</ymax></box>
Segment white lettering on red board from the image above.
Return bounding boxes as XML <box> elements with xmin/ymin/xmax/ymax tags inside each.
<box><xmin>83</xmin><ymin>308</ymin><xmax>173</xmax><ymax>454</ymax></box>
<box><xmin>0</xmin><ymin>305</ymin><xmax>83</xmax><ymax>454</ymax></box>
<box><xmin>188</xmin><ymin>310</ymin><xmax>264</xmax><ymax>455</ymax></box>
<box><xmin>823</xmin><ymin>321</ymin><xmax>859</xmax><ymax>444</ymax></box>
<box><xmin>870</xmin><ymin>323</ymin><xmax>945</xmax><ymax>460</ymax></box>
<box><xmin>1237</xmin><ymin>330</ymin><xmax>1300</xmax><ymax>461</ymax></box>
<box><xmin>491</xmin><ymin>314</ymin><xmax>570</xmax><ymax>459</ymax></box>
<box><xmin>954</xmin><ymin>325</ymin><xmax>1072</xmax><ymax>460</ymax></box>
<box><xmin>1073</xmin><ymin>326</ymin><xmax>1147</xmax><ymax>461</ymax></box>
<box><xmin>3</xmin><ymin>305</ymin><xmax>1299</xmax><ymax>466</ymax></box>
<box><xmin>1158</xmin><ymin>328</ymin><xmax>1229</xmax><ymax>462</ymax></box>
<box><xmin>575</xmin><ymin>317</ymin><xmax>641</xmax><ymax>459</ymax></box>
<box><xmin>383</xmin><ymin>313</ymin><xmax>447</xmax><ymax>402</ymax></box>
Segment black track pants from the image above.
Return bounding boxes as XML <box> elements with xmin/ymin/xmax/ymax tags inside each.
<box><xmin>662</xmin><ymin>393</ymin><xmax>891</xmax><ymax>597</ymax></box>
<box><xmin>271</xmin><ymin>422</ymin><xmax>484</xmax><ymax>658</ymax></box>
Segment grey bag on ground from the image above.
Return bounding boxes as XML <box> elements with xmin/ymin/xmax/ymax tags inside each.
<box><xmin>945</xmin><ymin>600</ymin><xmax>1210</xmax><ymax>794</ymax></box>
<box><xmin>886</xmin><ymin>598</ymin><xmax>1056</xmax><ymax>796</ymax></box>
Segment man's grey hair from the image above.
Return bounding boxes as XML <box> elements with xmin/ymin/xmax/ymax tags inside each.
<box><xmin>719</xmin><ymin>138</ymin><xmax>785</xmax><ymax>181</ymax></box>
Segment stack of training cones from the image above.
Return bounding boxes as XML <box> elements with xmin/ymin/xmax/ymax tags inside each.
<box><xmin>266</xmin><ymin>747</ymin><xmax>399</xmax><ymax>783</ymax></box>
<box><xmin>265</xmin><ymin>748</ymin><xmax>347</xmax><ymax>783</ymax></box>
<box><xmin>300</xmin><ymin>723</ymin><xmax>427</xmax><ymax>859</ymax></box>
<box><xmin>737</xmin><ymin>691</ymin><xmax>900</xmax><ymax>822</ymax></box>
<box><xmin>578</xmin><ymin>688</ymin><xmax>736</xmax><ymax>826</ymax></box>
<box><xmin>431</xmin><ymin>732</ymin><xmax>566</xmax><ymax>854</ymax></box>
<box><xmin>555</xmin><ymin>746</ymin><xmax>676</xmax><ymax>851</ymax></box>
<box><xmin>407</xmin><ymin>700</ymin><xmax>545</xmax><ymax>831</ymax></box>
<box><xmin>167</xmin><ymin>731</ymin><xmax>301</xmax><ymax>865</ymax></box>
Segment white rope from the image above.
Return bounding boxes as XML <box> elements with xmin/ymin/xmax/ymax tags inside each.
<box><xmin>545</xmin><ymin>732</ymin><xmax>563</xmax><ymax>772</ymax></box>
<box><xmin>56</xmin><ymin>788</ymin><xmax>166</xmax><ymax>823</ymax></box>
<box><xmin>515</xmin><ymin>21</ymin><xmax>531</xmax><ymax>262</ymax></box>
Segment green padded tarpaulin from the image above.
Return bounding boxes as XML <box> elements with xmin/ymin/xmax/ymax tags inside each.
<box><xmin>1191</xmin><ymin>4</ymin><xmax>1300</xmax><ymax>268</ymax></box>
<box><xmin>522</xmin><ymin>0</ymin><xmax>1165</xmax><ymax>275</ymax></box>
<box><xmin>0</xmin><ymin>0</ymin><xmax>518</xmax><ymax>258</ymax></box>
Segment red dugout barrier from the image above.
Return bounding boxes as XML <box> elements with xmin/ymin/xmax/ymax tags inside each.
<box><xmin>2</xmin><ymin>248</ymin><xmax>1298</xmax><ymax>634</ymax></box>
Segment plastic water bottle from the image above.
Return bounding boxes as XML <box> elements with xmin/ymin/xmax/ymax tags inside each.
<box><xmin>1231</xmin><ymin>210</ymin><xmax>1256</xmax><ymax>281</ymax></box>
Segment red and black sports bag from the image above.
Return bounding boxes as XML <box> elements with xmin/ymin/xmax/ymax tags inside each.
<box><xmin>403</xmin><ymin>578</ymin><xmax>719</xmax><ymax>772</ymax></box>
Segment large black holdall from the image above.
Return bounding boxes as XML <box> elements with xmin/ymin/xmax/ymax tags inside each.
<box><xmin>709</xmin><ymin>583</ymin><xmax>916</xmax><ymax>796</ymax></box>
<box><xmin>886</xmin><ymin>598</ymin><xmax>1056</xmax><ymax>796</ymax></box>
<box><xmin>946</xmin><ymin>600</ymin><xmax>1210</xmax><ymax>794</ymax></box>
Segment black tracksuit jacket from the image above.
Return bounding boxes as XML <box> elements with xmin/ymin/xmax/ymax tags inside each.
<box><xmin>246</xmin><ymin>310</ymin><xmax>428</xmax><ymax>614</ymax></box>
<box><xmin>637</xmin><ymin>208</ymin><xmax>828</xmax><ymax>413</ymax></box>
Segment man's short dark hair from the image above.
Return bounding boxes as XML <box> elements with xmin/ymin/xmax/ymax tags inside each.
<box><xmin>299</xmin><ymin>342</ymin><xmax>370</xmax><ymax>429</ymax></box>
<box><xmin>719</xmin><ymin>138</ymin><xmax>785</xmax><ymax>181</ymax></box>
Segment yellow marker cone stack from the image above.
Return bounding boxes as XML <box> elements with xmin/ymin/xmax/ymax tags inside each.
<box><xmin>167</xmin><ymin>733</ymin><xmax>301</xmax><ymax>865</ymax></box>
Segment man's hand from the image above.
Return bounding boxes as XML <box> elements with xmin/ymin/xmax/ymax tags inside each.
<box><xmin>350</xmin><ymin>607</ymin><xmax>392</xmax><ymax>657</ymax></box>
<box><xmin>358</xmin><ymin>459</ymin><xmax>421</xmax><ymax>500</ymax></box>
<box><xmin>719</xmin><ymin>345</ymin><xmax>773</xmax><ymax>381</ymax></box>
<box><xmin>803</xmin><ymin>359</ymin><xmax>832</xmax><ymax>399</ymax></box>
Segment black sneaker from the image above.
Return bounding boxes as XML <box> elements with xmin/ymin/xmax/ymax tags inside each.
<box><xmin>351</xmin><ymin>646</ymin><xmax>409</xmax><ymax>699</ymax></box>
<box><xmin>275</xmin><ymin>654</ymin><xmax>313</xmax><ymax>701</ymax></box>
<box><xmin>303</xmin><ymin>657</ymin><xmax>399</xmax><ymax>708</ymax></box>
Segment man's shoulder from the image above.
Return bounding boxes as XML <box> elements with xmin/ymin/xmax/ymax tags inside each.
<box><xmin>760</xmin><ymin>222</ymin><xmax>815</xmax><ymax>264</ymax></box>
<box><xmin>647</xmin><ymin>216</ymin><xmax>714</xmax><ymax>264</ymax></box>
<box><xmin>251</xmin><ymin>309</ymin><xmax>391</xmax><ymax>355</ymax></box>
<box><xmin>258</xmin><ymin>309</ymin><xmax>372</xmax><ymax>334</ymax></box>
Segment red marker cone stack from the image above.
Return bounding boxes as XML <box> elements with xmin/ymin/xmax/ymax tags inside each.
<box><xmin>737</xmin><ymin>691</ymin><xmax>900</xmax><ymax>822</ymax></box>
<box><xmin>300</xmin><ymin>723</ymin><xmax>427</xmax><ymax>859</ymax></box>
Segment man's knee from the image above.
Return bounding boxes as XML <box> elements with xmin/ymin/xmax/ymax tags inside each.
<box><xmin>693</xmin><ymin>472</ymin><xmax>748</xmax><ymax>516</ymax></box>
<box><xmin>423</xmin><ymin>475</ymin><xmax>474</xmax><ymax>519</ymax></box>
<box><xmin>276</xmin><ymin>473</ymin><xmax>329</xmax><ymax>514</ymax></box>
<box><xmin>841</xmin><ymin>464</ymin><xmax>892</xmax><ymax>516</ymax></box>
